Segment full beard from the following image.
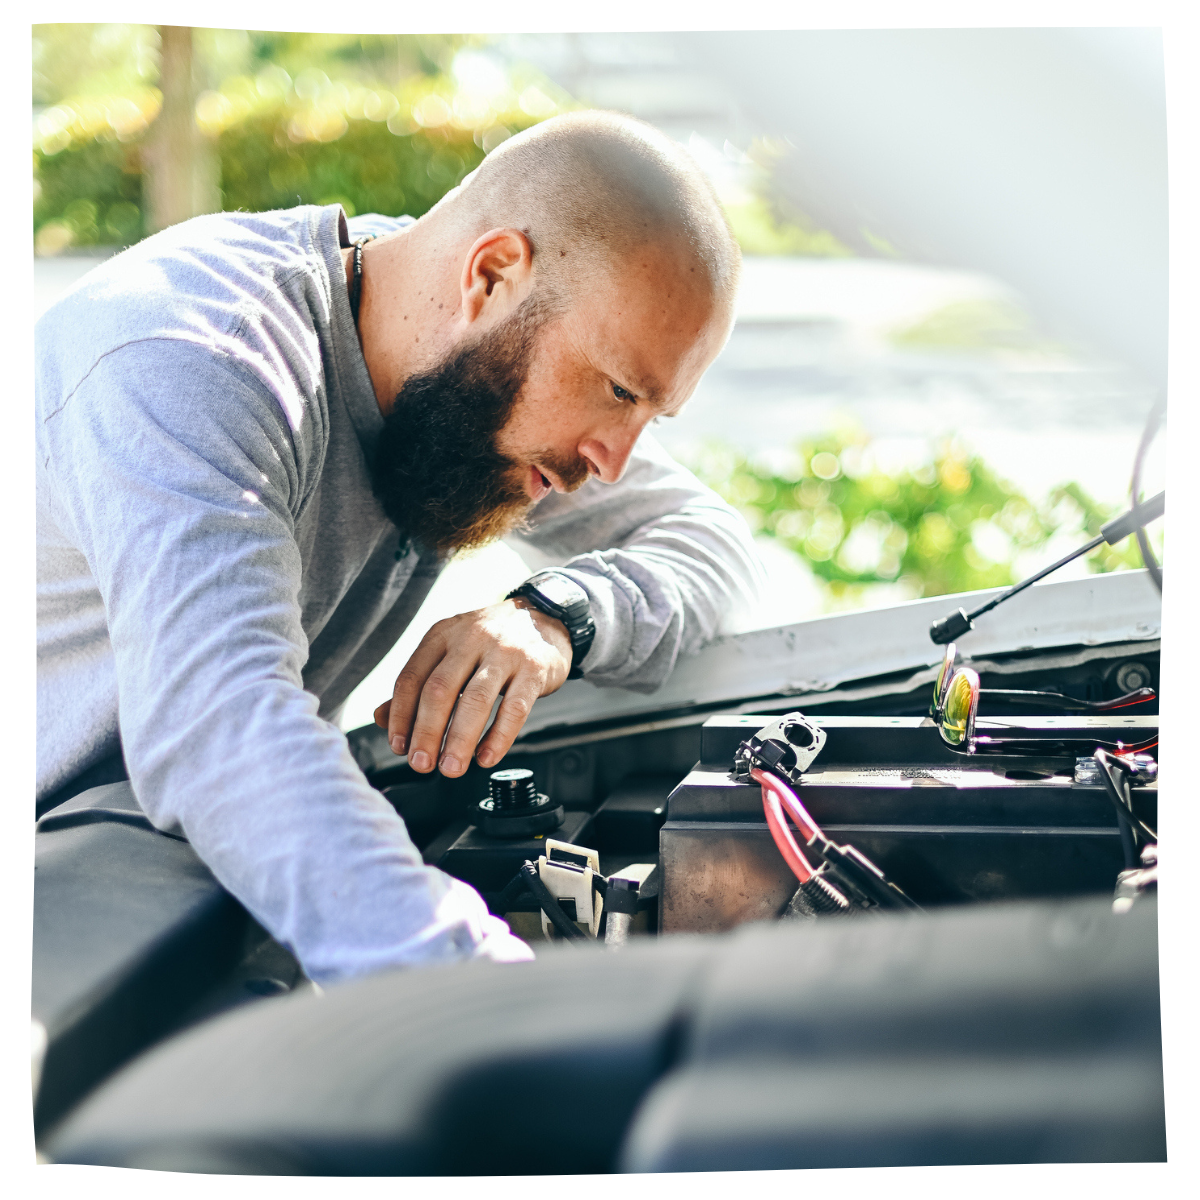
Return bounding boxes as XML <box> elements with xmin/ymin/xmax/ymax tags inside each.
<box><xmin>370</xmin><ymin>296</ymin><xmax>564</xmax><ymax>555</ymax></box>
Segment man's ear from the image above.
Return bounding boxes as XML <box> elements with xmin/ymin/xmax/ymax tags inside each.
<box><xmin>460</xmin><ymin>228</ymin><xmax>534</xmax><ymax>324</ymax></box>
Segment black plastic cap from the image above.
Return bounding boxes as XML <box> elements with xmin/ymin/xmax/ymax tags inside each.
<box><xmin>606</xmin><ymin>877</ymin><xmax>640</xmax><ymax>915</ymax></box>
<box><xmin>929</xmin><ymin>607</ymin><xmax>973</xmax><ymax>644</ymax></box>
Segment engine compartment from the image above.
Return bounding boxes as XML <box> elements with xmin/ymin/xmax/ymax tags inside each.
<box><xmin>372</xmin><ymin>636</ymin><xmax>1159</xmax><ymax>938</ymax></box>
<box><xmin>32</xmin><ymin>589</ymin><xmax>1163</xmax><ymax>1167</ymax></box>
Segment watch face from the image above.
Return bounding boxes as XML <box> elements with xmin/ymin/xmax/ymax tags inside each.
<box><xmin>531</xmin><ymin>573</ymin><xmax>588</xmax><ymax>619</ymax></box>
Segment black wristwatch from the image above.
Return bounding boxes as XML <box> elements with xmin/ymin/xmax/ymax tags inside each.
<box><xmin>506</xmin><ymin>571</ymin><xmax>596</xmax><ymax>679</ymax></box>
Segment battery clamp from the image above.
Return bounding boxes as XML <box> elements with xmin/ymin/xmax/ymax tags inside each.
<box><xmin>732</xmin><ymin>711</ymin><xmax>827</xmax><ymax>788</ymax></box>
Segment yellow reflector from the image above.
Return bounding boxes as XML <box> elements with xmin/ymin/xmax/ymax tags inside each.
<box><xmin>941</xmin><ymin>668</ymin><xmax>979</xmax><ymax>746</ymax></box>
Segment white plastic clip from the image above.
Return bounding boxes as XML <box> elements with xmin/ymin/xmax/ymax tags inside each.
<box><xmin>538</xmin><ymin>839</ymin><xmax>602</xmax><ymax>938</ymax></box>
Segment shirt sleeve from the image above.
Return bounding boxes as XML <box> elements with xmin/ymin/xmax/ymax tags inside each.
<box><xmin>507</xmin><ymin>432</ymin><xmax>768</xmax><ymax>693</ymax></box>
<box><xmin>41</xmin><ymin>338</ymin><xmax>532</xmax><ymax>984</ymax></box>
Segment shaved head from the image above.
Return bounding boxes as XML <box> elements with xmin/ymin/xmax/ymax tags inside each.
<box><xmin>437</xmin><ymin>110</ymin><xmax>741</xmax><ymax>316</ymax></box>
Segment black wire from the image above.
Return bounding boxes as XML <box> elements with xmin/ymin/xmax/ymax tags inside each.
<box><xmin>1118</xmin><ymin>814</ymin><xmax>1138</xmax><ymax>871</ymax></box>
<box><xmin>495</xmin><ymin>870</ymin><xmax>531</xmax><ymax>914</ymax></box>
<box><xmin>1091</xmin><ymin>754</ymin><xmax>1139</xmax><ymax>870</ymax></box>
<box><xmin>519</xmin><ymin>861</ymin><xmax>588</xmax><ymax>941</ymax></box>
<box><xmin>977</xmin><ymin>687</ymin><xmax>1155</xmax><ymax>712</ymax></box>
<box><xmin>1114</xmin><ymin>793</ymin><xmax>1138</xmax><ymax>872</ymax></box>
<box><xmin>1131</xmin><ymin>397</ymin><xmax>1165</xmax><ymax>593</ymax></box>
<box><xmin>1093</xmin><ymin>750</ymin><xmax>1157</xmax><ymax>846</ymax></box>
<box><xmin>348</xmin><ymin>236</ymin><xmax>373</xmax><ymax>325</ymax></box>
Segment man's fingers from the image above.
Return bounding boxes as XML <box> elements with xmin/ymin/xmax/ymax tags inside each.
<box><xmin>405</xmin><ymin>654</ymin><xmax>481</xmax><ymax>773</ymax></box>
<box><xmin>374</xmin><ymin>699</ymin><xmax>391</xmax><ymax>729</ymax></box>
<box><xmin>385</xmin><ymin>601</ymin><xmax>572</xmax><ymax>776</ymax></box>
<box><xmin>437</xmin><ymin>665</ymin><xmax>507</xmax><ymax>777</ymax></box>
<box><xmin>475</xmin><ymin>677</ymin><xmax>540</xmax><ymax>768</ymax></box>
<box><xmin>386</xmin><ymin>627</ymin><xmax>452</xmax><ymax>756</ymax></box>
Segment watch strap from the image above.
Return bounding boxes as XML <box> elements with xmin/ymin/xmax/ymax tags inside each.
<box><xmin>507</xmin><ymin>572</ymin><xmax>596</xmax><ymax>679</ymax></box>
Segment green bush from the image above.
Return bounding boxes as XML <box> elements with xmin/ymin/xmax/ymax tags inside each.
<box><xmin>216</xmin><ymin>113</ymin><xmax>488</xmax><ymax>220</ymax></box>
<box><xmin>35</xmin><ymin>137</ymin><xmax>146</xmax><ymax>247</ymax></box>
<box><xmin>33</xmin><ymin>71</ymin><xmax>550</xmax><ymax>249</ymax></box>
<box><xmin>686</xmin><ymin>427</ymin><xmax>1153</xmax><ymax>607</ymax></box>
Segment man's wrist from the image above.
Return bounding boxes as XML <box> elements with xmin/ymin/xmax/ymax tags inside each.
<box><xmin>508</xmin><ymin>595</ymin><xmax>572</xmax><ymax>662</ymax></box>
<box><xmin>506</xmin><ymin>571</ymin><xmax>596</xmax><ymax>679</ymax></box>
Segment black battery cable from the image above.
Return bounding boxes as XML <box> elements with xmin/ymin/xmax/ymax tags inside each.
<box><xmin>491</xmin><ymin>861</ymin><xmax>590</xmax><ymax>942</ymax></box>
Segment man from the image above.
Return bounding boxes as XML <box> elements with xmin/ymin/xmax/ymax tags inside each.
<box><xmin>36</xmin><ymin>111</ymin><xmax>764</xmax><ymax>983</ymax></box>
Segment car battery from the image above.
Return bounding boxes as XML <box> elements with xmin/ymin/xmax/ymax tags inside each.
<box><xmin>659</xmin><ymin>714</ymin><xmax>1158</xmax><ymax>934</ymax></box>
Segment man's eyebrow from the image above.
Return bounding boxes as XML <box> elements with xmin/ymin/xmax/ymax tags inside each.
<box><xmin>609</xmin><ymin>364</ymin><xmax>672</xmax><ymax>409</ymax></box>
<box><xmin>632</xmin><ymin>377</ymin><xmax>666</xmax><ymax>406</ymax></box>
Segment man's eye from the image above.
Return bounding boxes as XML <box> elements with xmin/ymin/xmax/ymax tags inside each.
<box><xmin>612</xmin><ymin>383</ymin><xmax>636</xmax><ymax>403</ymax></box>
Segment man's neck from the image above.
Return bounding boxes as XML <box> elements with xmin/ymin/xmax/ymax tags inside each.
<box><xmin>341</xmin><ymin>216</ymin><xmax>468</xmax><ymax>418</ymax></box>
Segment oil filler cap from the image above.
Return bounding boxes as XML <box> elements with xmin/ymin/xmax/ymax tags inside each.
<box><xmin>472</xmin><ymin>768</ymin><xmax>565</xmax><ymax>839</ymax></box>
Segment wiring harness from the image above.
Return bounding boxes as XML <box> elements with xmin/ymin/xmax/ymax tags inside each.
<box><xmin>736</xmin><ymin>712</ymin><xmax>922</xmax><ymax>916</ymax></box>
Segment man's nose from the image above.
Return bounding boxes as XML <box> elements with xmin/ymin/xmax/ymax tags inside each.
<box><xmin>578</xmin><ymin>425</ymin><xmax>642</xmax><ymax>483</ymax></box>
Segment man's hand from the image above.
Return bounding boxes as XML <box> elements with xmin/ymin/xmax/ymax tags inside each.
<box><xmin>374</xmin><ymin>597</ymin><xmax>573</xmax><ymax>777</ymax></box>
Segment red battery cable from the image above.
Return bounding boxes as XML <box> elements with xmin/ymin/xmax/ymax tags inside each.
<box><xmin>751</xmin><ymin>766</ymin><xmax>820</xmax><ymax>884</ymax></box>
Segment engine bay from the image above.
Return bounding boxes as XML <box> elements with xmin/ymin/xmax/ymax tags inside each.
<box><xmin>381</xmin><ymin>636</ymin><xmax>1158</xmax><ymax>944</ymax></box>
<box><xmin>32</xmin><ymin>579</ymin><xmax>1164</xmax><ymax>1168</ymax></box>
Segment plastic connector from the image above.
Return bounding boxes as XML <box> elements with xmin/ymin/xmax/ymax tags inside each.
<box><xmin>733</xmin><ymin>712</ymin><xmax>827</xmax><ymax>789</ymax></box>
<box><xmin>538</xmin><ymin>840</ymin><xmax>603</xmax><ymax>939</ymax></box>
<box><xmin>783</xmin><ymin>871</ymin><xmax>852</xmax><ymax>920</ymax></box>
<box><xmin>818</xmin><ymin>841</ymin><xmax>923</xmax><ymax>912</ymax></box>
<box><xmin>929</xmin><ymin>607</ymin><xmax>973</xmax><ymax>645</ymax></box>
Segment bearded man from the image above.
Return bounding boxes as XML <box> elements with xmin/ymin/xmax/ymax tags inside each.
<box><xmin>35</xmin><ymin>111</ymin><xmax>765</xmax><ymax>982</ymax></box>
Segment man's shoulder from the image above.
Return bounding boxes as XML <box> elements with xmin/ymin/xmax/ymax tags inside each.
<box><xmin>36</xmin><ymin>207</ymin><xmax>340</xmax><ymax>409</ymax></box>
<box><xmin>39</xmin><ymin>207</ymin><xmax>326</xmax><ymax>330</ymax></box>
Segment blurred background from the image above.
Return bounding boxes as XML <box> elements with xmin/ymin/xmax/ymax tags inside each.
<box><xmin>32</xmin><ymin>25</ymin><xmax>1167</xmax><ymax>729</ymax></box>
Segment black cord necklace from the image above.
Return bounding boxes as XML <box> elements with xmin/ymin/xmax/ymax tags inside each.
<box><xmin>348</xmin><ymin>236</ymin><xmax>373</xmax><ymax>324</ymax></box>
<box><xmin>350</xmin><ymin>233</ymin><xmax>410</xmax><ymax>561</ymax></box>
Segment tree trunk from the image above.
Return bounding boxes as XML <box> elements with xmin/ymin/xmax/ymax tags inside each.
<box><xmin>145</xmin><ymin>26</ymin><xmax>220</xmax><ymax>233</ymax></box>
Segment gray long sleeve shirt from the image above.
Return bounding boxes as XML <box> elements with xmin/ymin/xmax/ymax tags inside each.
<box><xmin>35</xmin><ymin>203</ymin><xmax>765</xmax><ymax>983</ymax></box>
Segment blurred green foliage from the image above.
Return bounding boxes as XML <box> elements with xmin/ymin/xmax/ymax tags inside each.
<box><xmin>31</xmin><ymin>24</ymin><xmax>853</xmax><ymax>260</ymax></box>
<box><xmin>213</xmin><ymin>111</ymin><xmax>495</xmax><ymax>224</ymax></box>
<box><xmin>688</xmin><ymin>427</ymin><xmax>1154</xmax><ymax>608</ymax></box>
<box><xmin>32</xmin><ymin>25</ymin><xmax>565</xmax><ymax>252</ymax></box>
<box><xmin>33</xmin><ymin>23</ymin><xmax>161</xmax><ymax>105</ymax></box>
<box><xmin>34</xmin><ymin>138</ymin><xmax>144</xmax><ymax>249</ymax></box>
<box><xmin>32</xmin><ymin>25</ymin><xmax>482</xmax><ymax>111</ymax></box>
<box><xmin>33</xmin><ymin>101</ymin><xmax>504</xmax><ymax>251</ymax></box>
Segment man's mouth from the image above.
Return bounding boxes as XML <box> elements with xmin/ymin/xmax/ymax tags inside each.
<box><xmin>527</xmin><ymin>464</ymin><xmax>553</xmax><ymax>501</ymax></box>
